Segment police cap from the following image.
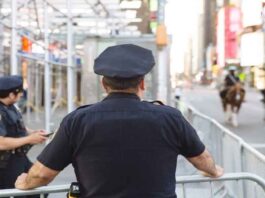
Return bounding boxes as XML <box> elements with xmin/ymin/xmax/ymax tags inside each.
<box><xmin>228</xmin><ymin>66</ymin><xmax>237</xmax><ymax>71</ymax></box>
<box><xmin>94</xmin><ymin>44</ymin><xmax>155</xmax><ymax>78</ymax></box>
<box><xmin>0</xmin><ymin>75</ymin><xmax>23</xmax><ymax>94</ymax></box>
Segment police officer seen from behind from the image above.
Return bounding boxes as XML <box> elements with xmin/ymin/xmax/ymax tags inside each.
<box><xmin>15</xmin><ymin>44</ymin><xmax>223</xmax><ymax>198</ymax></box>
<box><xmin>0</xmin><ymin>75</ymin><xmax>47</xmax><ymax>197</ymax></box>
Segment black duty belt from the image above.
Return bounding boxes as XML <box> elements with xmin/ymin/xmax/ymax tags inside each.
<box><xmin>0</xmin><ymin>145</ymin><xmax>32</xmax><ymax>168</ymax></box>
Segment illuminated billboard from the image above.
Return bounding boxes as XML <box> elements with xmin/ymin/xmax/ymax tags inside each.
<box><xmin>216</xmin><ymin>6</ymin><xmax>241</xmax><ymax>67</ymax></box>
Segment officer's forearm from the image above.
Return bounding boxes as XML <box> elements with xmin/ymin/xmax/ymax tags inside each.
<box><xmin>187</xmin><ymin>149</ymin><xmax>221</xmax><ymax>177</ymax></box>
<box><xmin>16</xmin><ymin>161</ymin><xmax>59</xmax><ymax>190</ymax></box>
<box><xmin>0</xmin><ymin>136</ymin><xmax>30</xmax><ymax>150</ymax></box>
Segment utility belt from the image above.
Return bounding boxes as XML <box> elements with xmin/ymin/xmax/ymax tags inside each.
<box><xmin>0</xmin><ymin>144</ymin><xmax>32</xmax><ymax>169</ymax></box>
<box><xmin>67</xmin><ymin>182</ymin><xmax>81</xmax><ymax>198</ymax></box>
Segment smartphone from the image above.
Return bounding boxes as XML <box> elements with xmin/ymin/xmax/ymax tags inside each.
<box><xmin>44</xmin><ymin>132</ymin><xmax>55</xmax><ymax>137</ymax></box>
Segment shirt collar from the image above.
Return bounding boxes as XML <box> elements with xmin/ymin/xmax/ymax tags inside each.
<box><xmin>103</xmin><ymin>92</ymin><xmax>140</xmax><ymax>101</ymax></box>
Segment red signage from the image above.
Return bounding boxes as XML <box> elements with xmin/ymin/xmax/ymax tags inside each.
<box><xmin>21</xmin><ymin>36</ymin><xmax>32</xmax><ymax>53</ymax></box>
<box><xmin>217</xmin><ymin>6</ymin><xmax>242</xmax><ymax>66</ymax></box>
<box><xmin>224</xmin><ymin>6</ymin><xmax>241</xmax><ymax>59</ymax></box>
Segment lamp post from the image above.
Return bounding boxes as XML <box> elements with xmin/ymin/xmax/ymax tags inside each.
<box><xmin>11</xmin><ymin>0</ymin><xmax>18</xmax><ymax>75</ymax></box>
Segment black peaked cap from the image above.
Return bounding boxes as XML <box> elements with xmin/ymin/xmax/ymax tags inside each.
<box><xmin>94</xmin><ymin>44</ymin><xmax>155</xmax><ymax>78</ymax></box>
<box><xmin>0</xmin><ymin>75</ymin><xmax>23</xmax><ymax>92</ymax></box>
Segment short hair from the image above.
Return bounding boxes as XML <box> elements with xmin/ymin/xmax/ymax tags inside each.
<box><xmin>0</xmin><ymin>87</ymin><xmax>23</xmax><ymax>98</ymax></box>
<box><xmin>102</xmin><ymin>76</ymin><xmax>143</xmax><ymax>90</ymax></box>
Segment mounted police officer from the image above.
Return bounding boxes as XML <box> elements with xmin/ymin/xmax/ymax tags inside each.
<box><xmin>0</xmin><ymin>75</ymin><xmax>47</xmax><ymax>197</ymax></box>
<box><xmin>219</xmin><ymin>66</ymin><xmax>245</xmax><ymax>124</ymax></box>
<box><xmin>15</xmin><ymin>44</ymin><xmax>223</xmax><ymax>198</ymax></box>
<box><xmin>219</xmin><ymin>66</ymin><xmax>240</xmax><ymax>106</ymax></box>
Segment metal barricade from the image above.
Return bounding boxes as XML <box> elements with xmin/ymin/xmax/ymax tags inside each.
<box><xmin>0</xmin><ymin>100</ymin><xmax>264</xmax><ymax>197</ymax></box>
<box><xmin>0</xmin><ymin>184</ymin><xmax>69</xmax><ymax>198</ymax></box>
<box><xmin>0</xmin><ymin>173</ymin><xmax>264</xmax><ymax>197</ymax></box>
<box><xmin>176</xmin><ymin>173</ymin><xmax>265</xmax><ymax>198</ymax></box>
<box><xmin>176</xmin><ymin>100</ymin><xmax>265</xmax><ymax>197</ymax></box>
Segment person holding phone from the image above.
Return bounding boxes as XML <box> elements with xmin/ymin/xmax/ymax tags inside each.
<box><xmin>0</xmin><ymin>75</ymin><xmax>47</xmax><ymax>198</ymax></box>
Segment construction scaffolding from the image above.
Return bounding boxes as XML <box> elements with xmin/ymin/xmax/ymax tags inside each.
<box><xmin>0</xmin><ymin>0</ymin><xmax>172</xmax><ymax>132</ymax></box>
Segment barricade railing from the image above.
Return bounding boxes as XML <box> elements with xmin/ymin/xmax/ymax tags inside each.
<box><xmin>176</xmin><ymin>100</ymin><xmax>265</xmax><ymax>197</ymax></box>
<box><xmin>176</xmin><ymin>172</ymin><xmax>265</xmax><ymax>198</ymax></box>
<box><xmin>0</xmin><ymin>173</ymin><xmax>264</xmax><ymax>197</ymax></box>
<box><xmin>0</xmin><ymin>184</ymin><xmax>69</xmax><ymax>197</ymax></box>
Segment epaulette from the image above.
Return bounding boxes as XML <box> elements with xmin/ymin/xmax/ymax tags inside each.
<box><xmin>76</xmin><ymin>104</ymin><xmax>93</xmax><ymax>110</ymax></box>
<box><xmin>144</xmin><ymin>100</ymin><xmax>165</xmax><ymax>105</ymax></box>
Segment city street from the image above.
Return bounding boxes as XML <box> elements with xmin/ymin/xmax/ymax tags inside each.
<box><xmin>181</xmin><ymin>85</ymin><xmax>265</xmax><ymax>154</ymax></box>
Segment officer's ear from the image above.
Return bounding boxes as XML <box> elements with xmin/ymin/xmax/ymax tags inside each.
<box><xmin>8</xmin><ymin>92</ymin><xmax>15</xmax><ymax>99</ymax></box>
<box><xmin>101</xmin><ymin>77</ymin><xmax>110</xmax><ymax>93</ymax></box>
<box><xmin>139</xmin><ymin>78</ymin><xmax>145</xmax><ymax>91</ymax></box>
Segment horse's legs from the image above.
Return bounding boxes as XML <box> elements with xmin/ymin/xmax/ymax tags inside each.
<box><xmin>236</xmin><ymin>89</ymin><xmax>245</xmax><ymax>113</ymax></box>
<box><xmin>225</xmin><ymin>105</ymin><xmax>231</xmax><ymax>122</ymax></box>
<box><xmin>220</xmin><ymin>89</ymin><xmax>228</xmax><ymax>111</ymax></box>
<box><xmin>231</xmin><ymin>112</ymin><xmax>238</xmax><ymax>127</ymax></box>
<box><xmin>222</xmin><ymin>100</ymin><xmax>227</xmax><ymax>111</ymax></box>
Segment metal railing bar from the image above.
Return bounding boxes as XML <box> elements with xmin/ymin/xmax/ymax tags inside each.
<box><xmin>181</xmin><ymin>183</ymin><xmax>186</xmax><ymax>198</ymax></box>
<box><xmin>16</xmin><ymin>52</ymin><xmax>76</xmax><ymax>68</ymax></box>
<box><xmin>0</xmin><ymin>184</ymin><xmax>70</xmax><ymax>197</ymax></box>
<box><xmin>210</xmin><ymin>181</ymin><xmax>213</xmax><ymax>197</ymax></box>
<box><xmin>241</xmin><ymin>143</ymin><xmax>265</xmax><ymax>162</ymax></box>
<box><xmin>176</xmin><ymin>173</ymin><xmax>265</xmax><ymax>191</ymax></box>
<box><xmin>180</xmin><ymin>101</ymin><xmax>265</xmax><ymax>163</ymax></box>
<box><xmin>236</xmin><ymin>179</ymin><xmax>240</xmax><ymax>197</ymax></box>
<box><xmin>219</xmin><ymin>187</ymin><xmax>228</xmax><ymax>198</ymax></box>
<box><xmin>213</xmin><ymin>184</ymin><xmax>225</xmax><ymax>195</ymax></box>
<box><xmin>0</xmin><ymin>173</ymin><xmax>264</xmax><ymax>197</ymax></box>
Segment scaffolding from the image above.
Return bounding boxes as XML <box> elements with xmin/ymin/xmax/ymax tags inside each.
<box><xmin>0</xmin><ymin>0</ymin><xmax>172</xmax><ymax>132</ymax></box>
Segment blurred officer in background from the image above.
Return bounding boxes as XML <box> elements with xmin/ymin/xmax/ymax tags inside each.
<box><xmin>0</xmin><ymin>75</ymin><xmax>47</xmax><ymax>197</ymax></box>
<box><xmin>224</xmin><ymin>66</ymin><xmax>240</xmax><ymax>87</ymax></box>
<box><xmin>15</xmin><ymin>44</ymin><xmax>223</xmax><ymax>198</ymax></box>
<box><xmin>219</xmin><ymin>66</ymin><xmax>241</xmax><ymax>109</ymax></box>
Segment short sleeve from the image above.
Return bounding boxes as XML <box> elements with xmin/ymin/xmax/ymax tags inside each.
<box><xmin>37</xmin><ymin>116</ymin><xmax>73</xmax><ymax>171</ymax></box>
<box><xmin>176</xmin><ymin>116</ymin><xmax>205</xmax><ymax>158</ymax></box>
<box><xmin>0</xmin><ymin>112</ymin><xmax>7</xmax><ymax>136</ymax></box>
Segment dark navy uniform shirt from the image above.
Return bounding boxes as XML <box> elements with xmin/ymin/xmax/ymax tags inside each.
<box><xmin>0</xmin><ymin>103</ymin><xmax>27</xmax><ymax>138</ymax></box>
<box><xmin>0</xmin><ymin>103</ymin><xmax>32</xmax><ymax>190</ymax></box>
<box><xmin>225</xmin><ymin>74</ymin><xmax>239</xmax><ymax>87</ymax></box>
<box><xmin>38</xmin><ymin>93</ymin><xmax>205</xmax><ymax>198</ymax></box>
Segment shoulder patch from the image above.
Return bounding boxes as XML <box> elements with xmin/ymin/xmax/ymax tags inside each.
<box><xmin>144</xmin><ymin>100</ymin><xmax>165</xmax><ymax>105</ymax></box>
<box><xmin>76</xmin><ymin>104</ymin><xmax>93</xmax><ymax>110</ymax></box>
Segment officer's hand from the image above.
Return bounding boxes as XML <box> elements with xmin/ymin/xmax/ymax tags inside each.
<box><xmin>213</xmin><ymin>165</ymin><xmax>224</xmax><ymax>178</ymax></box>
<box><xmin>28</xmin><ymin>131</ymin><xmax>47</xmax><ymax>144</ymax></box>
<box><xmin>200</xmin><ymin>165</ymin><xmax>224</xmax><ymax>178</ymax></box>
<box><xmin>15</xmin><ymin>173</ymin><xmax>28</xmax><ymax>190</ymax></box>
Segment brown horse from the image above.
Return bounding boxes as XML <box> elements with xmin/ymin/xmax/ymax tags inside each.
<box><xmin>220</xmin><ymin>83</ymin><xmax>245</xmax><ymax>126</ymax></box>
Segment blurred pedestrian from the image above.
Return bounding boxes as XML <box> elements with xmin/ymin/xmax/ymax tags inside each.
<box><xmin>0</xmin><ymin>75</ymin><xmax>47</xmax><ymax>198</ymax></box>
<box><xmin>237</xmin><ymin>68</ymin><xmax>247</xmax><ymax>85</ymax></box>
<box><xmin>174</xmin><ymin>85</ymin><xmax>182</xmax><ymax>100</ymax></box>
<box><xmin>15</xmin><ymin>44</ymin><xmax>223</xmax><ymax>198</ymax></box>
